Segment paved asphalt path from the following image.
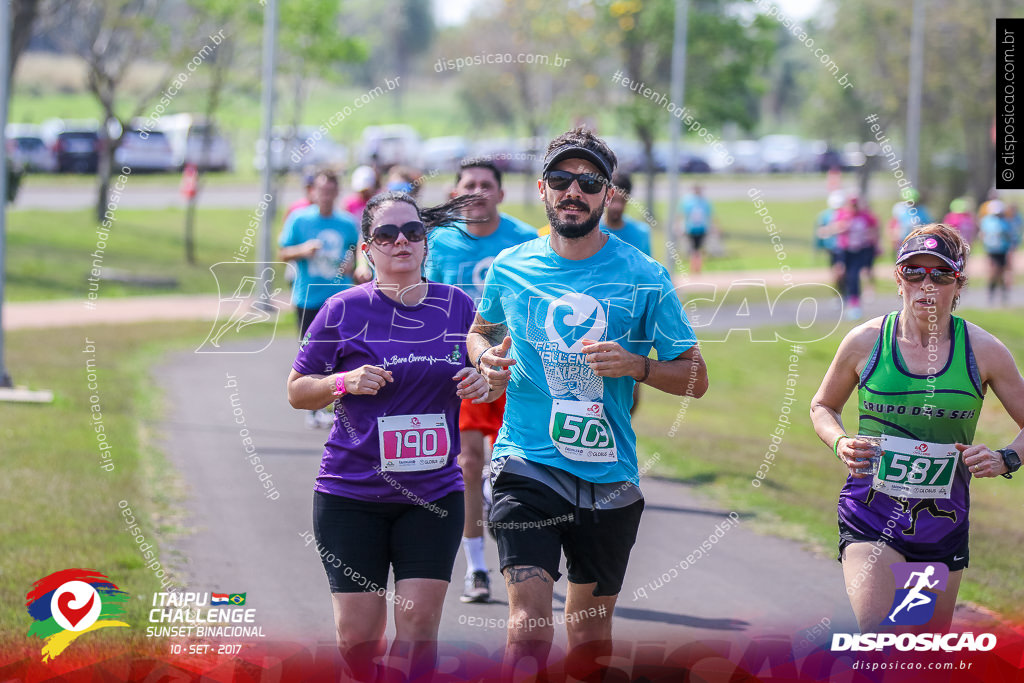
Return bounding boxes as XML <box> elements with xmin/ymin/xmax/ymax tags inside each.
<box><xmin>155</xmin><ymin>318</ymin><xmax>870</xmax><ymax>658</ymax></box>
<box><xmin>12</xmin><ymin>174</ymin><xmax>905</xmax><ymax>211</ymax></box>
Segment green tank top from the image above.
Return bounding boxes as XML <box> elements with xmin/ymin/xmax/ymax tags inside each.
<box><xmin>858</xmin><ymin>312</ymin><xmax>984</xmax><ymax>443</ymax></box>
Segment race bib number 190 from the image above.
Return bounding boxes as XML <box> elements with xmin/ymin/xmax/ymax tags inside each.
<box><xmin>549</xmin><ymin>399</ymin><xmax>616</xmax><ymax>463</ymax></box>
<box><xmin>377</xmin><ymin>414</ymin><xmax>450</xmax><ymax>472</ymax></box>
<box><xmin>871</xmin><ymin>435</ymin><xmax>959</xmax><ymax>499</ymax></box>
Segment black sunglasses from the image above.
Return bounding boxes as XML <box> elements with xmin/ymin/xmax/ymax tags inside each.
<box><xmin>370</xmin><ymin>221</ymin><xmax>427</xmax><ymax>246</ymax></box>
<box><xmin>898</xmin><ymin>263</ymin><xmax>960</xmax><ymax>285</ymax></box>
<box><xmin>543</xmin><ymin>170</ymin><xmax>608</xmax><ymax>195</ymax></box>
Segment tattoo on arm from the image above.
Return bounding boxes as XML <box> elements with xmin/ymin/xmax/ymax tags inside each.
<box><xmin>504</xmin><ymin>566</ymin><xmax>550</xmax><ymax>585</ymax></box>
<box><xmin>478</xmin><ymin>321</ymin><xmax>508</xmax><ymax>347</ymax></box>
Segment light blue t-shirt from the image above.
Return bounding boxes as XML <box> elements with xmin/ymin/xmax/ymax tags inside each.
<box><xmin>981</xmin><ymin>214</ymin><xmax>1014</xmax><ymax>254</ymax></box>
<box><xmin>424</xmin><ymin>213</ymin><xmax>537</xmax><ymax>301</ymax></box>
<box><xmin>892</xmin><ymin>202</ymin><xmax>934</xmax><ymax>242</ymax></box>
<box><xmin>680</xmin><ymin>195</ymin><xmax>712</xmax><ymax>235</ymax></box>
<box><xmin>478</xmin><ymin>235</ymin><xmax>697</xmax><ymax>486</ymax></box>
<box><xmin>600</xmin><ymin>215</ymin><xmax>651</xmax><ymax>256</ymax></box>
<box><xmin>278</xmin><ymin>205</ymin><xmax>360</xmax><ymax>308</ymax></box>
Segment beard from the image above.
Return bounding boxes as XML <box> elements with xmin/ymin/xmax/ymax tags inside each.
<box><xmin>546</xmin><ymin>197</ymin><xmax>605</xmax><ymax>239</ymax></box>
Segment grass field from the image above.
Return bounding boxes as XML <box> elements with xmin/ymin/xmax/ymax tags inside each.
<box><xmin>6</xmin><ymin>196</ymin><xmax>886</xmax><ymax>302</ymax></box>
<box><xmin>0</xmin><ymin>319</ymin><xmax>277</xmax><ymax>648</ymax></box>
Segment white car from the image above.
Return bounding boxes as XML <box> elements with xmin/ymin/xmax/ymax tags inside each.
<box><xmin>358</xmin><ymin>125</ymin><xmax>420</xmax><ymax>168</ymax></box>
<box><xmin>151</xmin><ymin>114</ymin><xmax>234</xmax><ymax>171</ymax></box>
<box><xmin>115</xmin><ymin>129</ymin><xmax>175</xmax><ymax>172</ymax></box>
<box><xmin>5</xmin><ymin>124</ymin><xmax>56</xmax><ymax>172</ymax></box>
<box><xmin>253</xmin><ymin>126</ymin><xmax>348</xmax><ymax>173</ymax></box>
<box><xmin>418</xmin><ymin>136</ymin><xmax>470</xmax><ymax>173</ymax></box>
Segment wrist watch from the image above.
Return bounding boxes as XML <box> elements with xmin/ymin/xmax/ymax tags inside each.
<box><xmin>997</xmin><ymin>448</ymin><xmax>1021</xmax><ymax>479</ymax></box>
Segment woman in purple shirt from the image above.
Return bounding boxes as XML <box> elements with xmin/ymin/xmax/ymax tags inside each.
<box><xmin>287</xmin><ymin>191</ymin><xmax>498</xmax><ymax>679</ymax></box>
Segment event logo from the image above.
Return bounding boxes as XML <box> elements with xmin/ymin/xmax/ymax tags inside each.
<box><xmin>543</xmin><ymin>293</ymin><xmax>607</xmax><ymax>353</ymax></box>
<box><xmin>25</xmin><ymin>569</ymin><xmax>130</xmax><ymax>661</ymax></box>
<box><xmin>886</xmin><ymin>562</ymin><xmax>947</xmax><ymax>626</ymax></box>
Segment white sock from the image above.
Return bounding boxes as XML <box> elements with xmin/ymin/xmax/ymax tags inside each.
<box><xmin>463</xmin><ymin>536</ymin><xmax>487</xmax><ymax>575</ymax></box>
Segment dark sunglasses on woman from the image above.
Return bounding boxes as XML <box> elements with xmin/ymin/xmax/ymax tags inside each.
<box><xmin>370</xmin><ymin>221</ymin><xmax>427</xmax><ymax>246</ymax></box>
<box><xmin>898</xmin><ymin>263</ymin><xmax>960</xmax><ymax>285</ymax></box>
<box><xmin>543</xmin><ymin>170</ymin><xmax>607</xmax><ymax>195</ymax></box>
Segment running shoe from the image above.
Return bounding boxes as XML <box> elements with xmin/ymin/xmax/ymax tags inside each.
<box><xmin>460</xmin><ymin>570</ymin><xmax>490</xmax><ymax>603</ymax></box>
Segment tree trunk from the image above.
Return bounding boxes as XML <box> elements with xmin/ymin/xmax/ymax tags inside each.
<box><xmin>8</xmin><ymin>0</ymin><xmax>41</xmax><ymax>90</ymax></box>
<box><xmin>95</xmin><ymin>121</ymin><xmax>117</xmax><ymax>223</ymax></box>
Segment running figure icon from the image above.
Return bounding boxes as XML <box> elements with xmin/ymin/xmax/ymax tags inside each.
<box><xmin>887</xmin><ymin>564</ymin><xmax>939</xmax><ymax>623</ymax></box>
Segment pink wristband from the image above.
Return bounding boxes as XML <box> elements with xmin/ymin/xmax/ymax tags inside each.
<box><xmin>332</xmin><ymin>373</ymin><xmax>348</xmax><ymax>397</ymax></box>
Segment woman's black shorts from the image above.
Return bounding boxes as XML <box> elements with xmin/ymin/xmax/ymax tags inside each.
<box><xmin>312</xmin><ymin>490</ymin><xmax>464</xmax><ymax>593</ymax></box>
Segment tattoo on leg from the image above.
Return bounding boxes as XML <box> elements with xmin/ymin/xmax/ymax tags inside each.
<box><xmin>505</xmin><ymin>566</ymin><xmax>549</xmax><ymax>585</ymax></box>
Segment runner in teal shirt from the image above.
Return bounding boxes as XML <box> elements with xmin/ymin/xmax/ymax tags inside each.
<box><xmin>423</xmin><ymin>158</ymin><xmax>537</xmax><ymax>604</ymax></box>
<box><xmin>467</xmin><ymin>128</ymin><xmax>709</xmax><ymax>670</ymax></box>
<box><xmin>425</xmin><ymin>213</ymin><xmax>537</xmax><ymax>301</ymax></box>
<box><xmin>477</xmin><ymin>236</ymin><xmax>692</xmax><ymax>484</ymax></box>
<box><xmin>599</xmin><ymin>172</ymin><xmax>651</xmax><ymax>256</ymax></box>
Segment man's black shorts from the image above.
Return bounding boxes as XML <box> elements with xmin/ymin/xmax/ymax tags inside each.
<box><xmin>489</xmin><ymin>471</ymin><xmax>644</xmax><ymax>597</ymax></box>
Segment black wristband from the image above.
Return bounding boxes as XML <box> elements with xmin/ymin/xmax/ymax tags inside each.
<box><xmin>638</xmin><ymin>356</ymin><xmax>651</xmax><ymax>383</ymax></box>
<box><xmin>474</xmin><ymin>347</ymin><xmax>491</xmax><ymax>371</ymax></box>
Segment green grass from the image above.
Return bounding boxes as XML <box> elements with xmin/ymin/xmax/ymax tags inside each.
<box><xmin>0</xmin><ymin>319</ymin><xmax>275</xmax><ymax>647</ymax></box>
<box><xmin>5</xmin><ymin>196</ymin><xmax>858</xmax><ymax>303</ymax></box>
<box><xmin>6</xmin><ymin>207</ymin><xmax>283</xmax><ymax>301</ymax></box>
<box><xmin>632</xmin><ymin>307</ymin><xmax>1024</xmax><ymax>620</ymax></box>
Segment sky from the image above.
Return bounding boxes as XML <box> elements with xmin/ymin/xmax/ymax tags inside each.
<box><xmin>433</xmin><ymin>0</ymin><xmax>824</xmax><ymax>27</ymax></box>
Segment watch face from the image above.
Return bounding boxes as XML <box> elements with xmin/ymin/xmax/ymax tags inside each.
<box><xmin>1004</xmin><ymin>449</ymin><xmax>1022</xmax><ymax>471</ymax></box>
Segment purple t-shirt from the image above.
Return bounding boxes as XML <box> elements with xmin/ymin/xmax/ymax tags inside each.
<box><xmin>293</xmin><ymin>281</ymin><xmax>474</xmax><ymax>503</ymax></box>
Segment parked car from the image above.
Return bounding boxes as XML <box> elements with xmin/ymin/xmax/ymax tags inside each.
<box><xmin>727</xmin><ymin>139</ymin><xmax>767</xmax><ymax>173</ymax></box>
<box><xmin>759</xmin><ymin>134</ymin><xmax>806</xmax><ymax>173</ymax></box>
<box><xmin>840</xmin><ymin>141</ymin><xmax>867</xmax><ymax>170</ymax></box>
<box><xmin>652</xmin><ymin>142</ymin><xmax>712</xmax><ymax>173</ymax></box>
<box><xmin>601</xmin><ymin>137</ymin><xmax>645</xmax><ymax>174</ymax></box>
<box><xmin>152</xmin><ymin>114</ymin><xmax>234</xmax><ymax>171</ymax></box>
<box><xmin>511</xmin><ymin>137</ymin><xmax>545</xmax><ymax>173</ymax></box>
<box><xmin>253</xmin><ymin>125</ymin><xmax>348</xmax><ymax>173</ymax></box>
<box><xmin>5</xmin><ymin>124</ymin><xmax>57</xmax><ymax>172</ymax></box>
<box><xmin>40</xmin><ymin>119</ymin><xmax>100</xmax><ymax>173</ymax></box>
<box><xmin>115</xmin><ymin>129</ymin><xmax>175</xmax><ymax>172</ymax></box>
<box><xmin>418</xmin><ymin>136</ymin><xmax>470</xmax><ymax>173</ymax></box>
<box><xmin>358</xmin><ymin>125</ymin><xmax>420</xmax><ymax>169</ymax></box>
<box><xmin>470</xmin><ymin>138</ymin><xmax>520</xmax><ymax>172</ymax></box>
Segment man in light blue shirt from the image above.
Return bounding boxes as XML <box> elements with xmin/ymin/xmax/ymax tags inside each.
<box><xmin>679</xmin><ymin>184</ymin><xmax>714</xmax><ymax>274</ymax></box>
<box><xmin>599</xmin><ymin>172</ymin><xmax>651</xmax><ymax>256</ymax></box>
<box><xmin>425</xmin><ymin>159</ymin><xmax>536</xmax><ymax>604</ymax></box>
<box><xmin>278</xmin><ymin>169</ymin><xmax>360</xmax><ymax>428</ymax></box>
<box><xmin>467</xmin><ymin>128</ymin><xmax>708</xmax><ymax>671</ymax></box>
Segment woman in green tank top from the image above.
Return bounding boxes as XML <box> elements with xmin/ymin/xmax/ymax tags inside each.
<box><xmin>811</xmin><ymin>224</ymin><xmax>1024</xmax><ymax>633</ymax></box>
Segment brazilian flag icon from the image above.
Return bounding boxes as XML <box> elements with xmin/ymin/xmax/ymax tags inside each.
<box><xmin>228</xmin><ymin>593</ymin><xmax>246</xmax><ymax>605</ymax></box>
